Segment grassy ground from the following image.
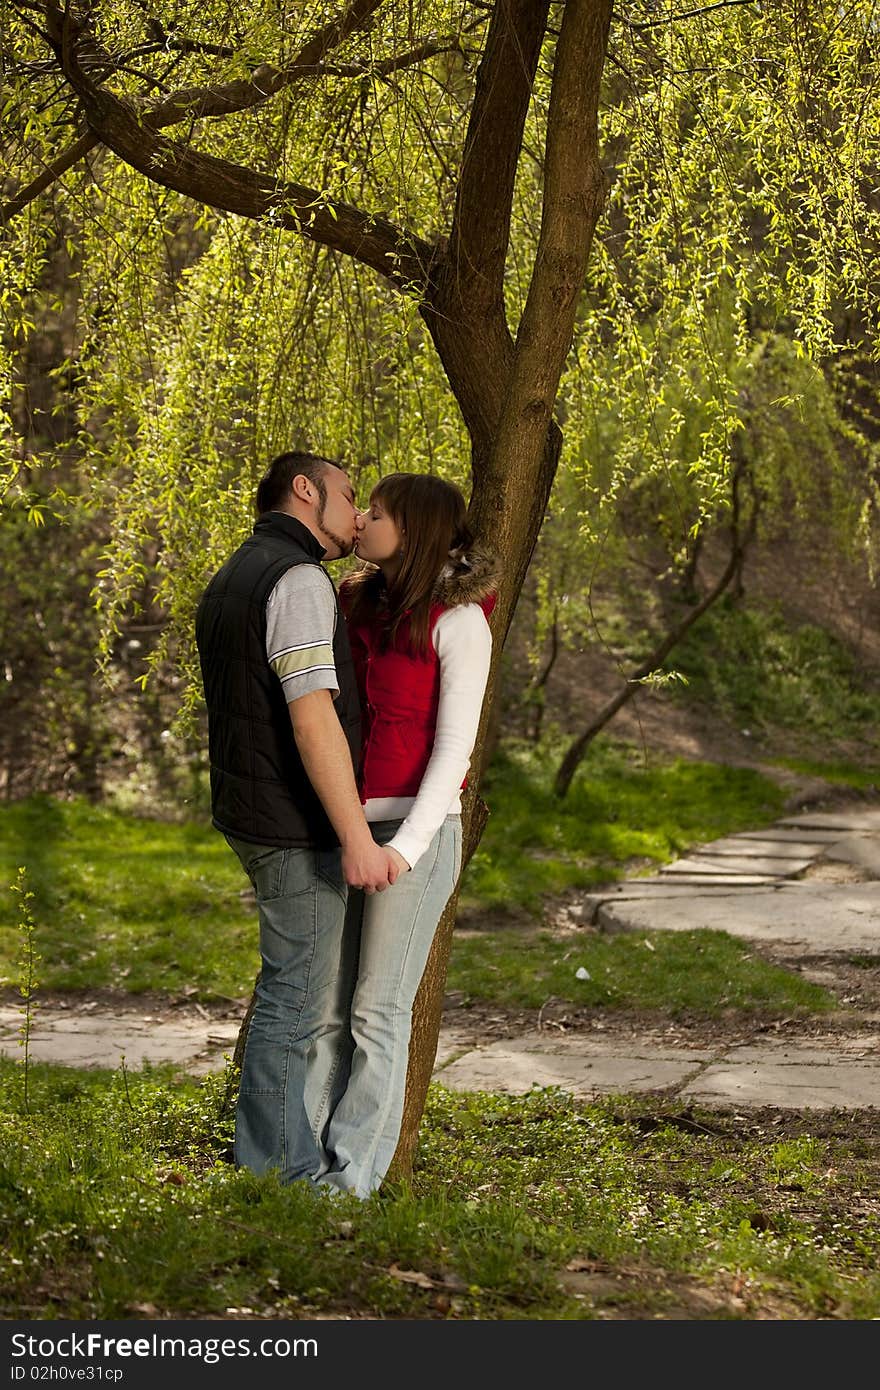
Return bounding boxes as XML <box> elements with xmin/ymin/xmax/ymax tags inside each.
<box><xmin>0</xmin><ymin>738</ymin><xmax>798</xmax><ymax>1011</ymax></box>
<box><xmin>2</xmin><ymin>1059</ymin><xmax>878</xmax><ymax>1321</ymax></box>
<box><xmin>2</xmin><ymin>740</ymin><xmax>877</xmax><ymax>1320</ymax></box>
<box><xmin>445</xmin><ymin>927</ymin><xmax>833</xmax><ymax>1017</ymax></box>
<box><xmin>669</xmin><ymin>601</ymin><xmax>880</xmax><ymax>752</ymax></box>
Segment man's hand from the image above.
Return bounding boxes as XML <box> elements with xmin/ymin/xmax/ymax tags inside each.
<box><xmin>287</xmin><ymin>691</ymin><xmax>404</xmax><ymax>893</ymax></box>
<box><xmin>342</xmin><ymin>839</ymin><xmax>401</xmax><ymax>893</ymax></box>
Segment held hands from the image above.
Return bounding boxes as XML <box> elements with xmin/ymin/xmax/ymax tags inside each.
<box><xmin>342</xmin><ymin>837</ymin><xmax>402</xmax><ymax>893</ymax></box>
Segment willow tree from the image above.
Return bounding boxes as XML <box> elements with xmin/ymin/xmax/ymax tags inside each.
<box><xmin>509</xmin><ymin>4</ymin><xmax>880</xmax><ymax>793</ymax></box>
<box><xmin>2</xmin><ymin>0</ymin><xmax>613</xmax><ymax>1171</ymax></box>
<box><xmin>3</xmin><ymin>0</ymin><xmax>880</xmax><ymax>1172</ymax></box>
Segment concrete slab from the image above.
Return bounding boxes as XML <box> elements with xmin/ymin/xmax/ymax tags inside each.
<box><xmin>682</xmin><ymin>1040</ymin><xmax>880</xmax><ymax>1109</ymax></box>
<box><xmin>660</xmin><ymin>855</ymin><xmax>812</xmax><ymax>877</ymax></box>
<box><xmin>822</xmin><ymin>833</ymin><xmax>880</xmax><ymax>877</ymax></box>
<box><xmin>435</xmin><ymin>1033</ymin><xmax>711</xmax><ymax>1099</ymax></box>
<box><xmin>581</xmin><ymin>886</ymin><xmax>775</xmax><ymax>918</ymax></box>
<box><xmin>5</xmin><ymin>1006</ymin><xmax>880</xmax><ymax>1113</ymax></box>
<box><xmin>632</xmin><ymin>874</ymin><xmax>778</xmax><ymax>887</ymax></box>
<box><xmin>781</xmin><ymin>809</ymin><xmax>880</xmax><ymax>832</ymax></box>
<box><xmin>737</xmin><ymin>829</ymin><xmax>843</xmax><ymax>843</ymax></box>
<box><xmin>436</xmin><ymin>1033</ymin><xmax>880</xmax><ymax>1111</ymax></box>
<box><xmin>700</xmin><ymin>837</ymin><xmax>830</xmax><ymax>859</ymax></box>
<box><xmin>597</xmin><ymin>882</ymin><xmax>880</xmax><ymax>953</ymax></box>
<box><xmin>0</xmin><ymin>1006</ymin><xmax>239</xmax><ymax>1075</ymax></box>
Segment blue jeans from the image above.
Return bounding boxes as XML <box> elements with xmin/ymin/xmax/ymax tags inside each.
<box><xmin>316</xmin><ymin>815</ymin><xmax>462</xmax><ymax>1198</ymax></box>
<box><xmin>225</xmin><ymin>836</ymin><xmax>349</xmax><ymax>1184</ymax></box>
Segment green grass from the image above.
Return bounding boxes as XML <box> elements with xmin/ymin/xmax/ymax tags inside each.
<box><xmin>0</xmin><ymin>796</ymin><xmax>254</xmax><ymax>998</ymax></box>
<box><xmin>461</xmin><ymin>736</ymin><xmax>786</xmax><ymax>912</ymax></box>
<box><xmin>0</xmin><ymin>743</ymin><xmax>831</xmax><ymax>1025</ymax></box>
<box><xmin>670</xmin><ymin>599</ymin><xmax>880</xmax><ymax>746</ymax></box>
<box><xmin>771</xmin><ymin>757</ymin><xmax>880</xmax><ymax>792</ymax></box>
<box><xmin>0</xmin><ymin>743</ymin><xmax>791</xmax><ymax>1008</ymax></box>
<box><xmin>1</xmin><ymin>1060</ymin><xmax>877</xmax><ymax>1320</ymax></box>
<box><xmin>446</xmin><ymin>928</ymin><xmax>834</xmax><ymax>1017</ymax></box>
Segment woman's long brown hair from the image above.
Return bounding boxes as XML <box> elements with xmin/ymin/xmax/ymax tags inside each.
<box><xmin>343</xmin><ymin>473</ymin><xmax>474</xmax><ymax>655</ymax></box>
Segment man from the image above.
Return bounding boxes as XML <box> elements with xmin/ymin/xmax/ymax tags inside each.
<box><xmin>195</xmin><ymin>450</ymin><xmax>399</xmax><ymax>1183</ymax></box>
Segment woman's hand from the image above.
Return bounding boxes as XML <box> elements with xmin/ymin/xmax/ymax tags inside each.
<box><xmin>385</xmin><ymin>846</ymin><xmax>411</xmax><ymax>876</ymax></box>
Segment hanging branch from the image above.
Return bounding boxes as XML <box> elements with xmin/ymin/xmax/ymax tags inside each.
<box><xmin>1</xmin><ymin>131</ymin><xmax>99</xmax><ymax>224</ymax></box>
<box><xmin>4</xmin><ymin>0</ymin><xmax>479</xmax><ymax>226</ymax></box>
<box><xmin>37</xmin><ymin>1</ymin><xmax>434</xmax><ymax>289</ymax></box>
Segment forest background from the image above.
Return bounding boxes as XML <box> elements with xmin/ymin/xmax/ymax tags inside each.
<box><xmin>2</xmin><ymin>0</ymin><xmax>880</xmax><ymax>1178</ymax></box>
<box><xmin>2</xmin><ymin>0</ymin><xmax>880</xmax><ymax>1323</ymax></box>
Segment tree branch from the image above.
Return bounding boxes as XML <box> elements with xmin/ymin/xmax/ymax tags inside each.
<box><xmin>553</xmin><ymin>449</ymin><xmax>757</xmax><ymax>797</ymax></box>
<box><xmin>445</xmin><ymin>0</ymin><xmax>553</xmax><ymax>318</ymax></box>
<box><xmin>136</xmin><ymin>0</ymin><xmax>389</xmax><ymax>127</ymax></box>
<box><xmin>6</xmin><ymin>1</ymin><xmax>467</xmax><ymax>238</ymax></box>
<box><xmin>417</xmin><ymin>1</ymin><xmax>555</xmax><ymax>451</ymax></box>
<box><xmin>630</xmin><ymin>0</ymin><xmax>758</xmax><ymax>29</ymax></box>
<box><xmin>314</xmin><ymin>26</ymin><xmax>484</xmax><ymax>83</ymax></box>
<box><xmin>1</xmin><ymin>130</ymin><xmax>99</xmax><ymax>225</ymax></box>
<box><xmin>40</xmin><ymin>4</ymin><xmax>433</xmax><ymax>289</ymax></box>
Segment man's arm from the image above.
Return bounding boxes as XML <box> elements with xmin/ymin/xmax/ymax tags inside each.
<box><xmin>289</xmin><ymin>689</ymin><xmax>399</xmax><ymax>893</ymax></box>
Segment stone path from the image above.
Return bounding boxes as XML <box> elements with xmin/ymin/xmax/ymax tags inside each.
<box><xmin>2</xmin><ymin>807</ymin><xmax>879</xmax><ymax>1111</ymax></box>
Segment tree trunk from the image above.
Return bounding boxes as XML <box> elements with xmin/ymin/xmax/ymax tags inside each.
<box><xmin>135</xmin><ymin>0</ymin><xmax>611</xmax><ymax>1173</ymax></box>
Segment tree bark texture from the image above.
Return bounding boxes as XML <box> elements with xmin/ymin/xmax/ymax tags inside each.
<box><xmin>389</xmin><ymin>0</ymin><xmax>612</xmax><ymax>1178</ymax></box>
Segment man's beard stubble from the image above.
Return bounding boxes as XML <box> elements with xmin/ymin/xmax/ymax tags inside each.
<box><xmin>315</xmin><ymin>499</ymin><xmax>354</xmax><ymax>559</ymax></box>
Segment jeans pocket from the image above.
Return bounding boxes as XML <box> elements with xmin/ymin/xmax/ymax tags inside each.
<box><xmin>247</xmin><ymin>847</ymin><xmax>287</xmax><ymax>900</ymax></box>
<box><xmin>225</xmin><ymin>838</ymin><xmax>286</xmax><ymax>900</ymax></box>
<box><xmin>316</xmin><ymin>847</ymin><xmax>346</xmax><ymax>903</ymax></box>
<box><xmin>239</xmin><ymin>845</ymin><xmax>316</xmax><ymax>902</ymax></box>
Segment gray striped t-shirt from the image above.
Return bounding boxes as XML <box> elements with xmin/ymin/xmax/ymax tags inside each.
<box><xmin>265</xmin><ymin>564</ymin><xmax>340</xmax><ymax>702</ymax></box>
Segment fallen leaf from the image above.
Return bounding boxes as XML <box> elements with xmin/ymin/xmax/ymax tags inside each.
<box><xmin>387</xmin><ymin>1263</ymin><xmax>438</xmax><ymax>1289</ymax></box>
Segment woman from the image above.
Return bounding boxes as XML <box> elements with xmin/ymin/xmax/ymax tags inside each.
<box><xmin>315</xmin><ymin>471</ymin><xmax>498</xmax><ymax>1198</ymax></box>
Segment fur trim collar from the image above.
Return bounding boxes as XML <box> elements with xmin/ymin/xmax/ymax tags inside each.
<box><xmin>432</xmin><ymin>545</ymin><xmax>500</xmax><ymax>608</ymax></box>
<box><xmin>345</xmin><ymin>547</ymin><xmax>500</xmax><ymax>609</ymax></box>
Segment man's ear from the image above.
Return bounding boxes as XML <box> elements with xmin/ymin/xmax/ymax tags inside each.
<box><xmin>291</xmin><ymin>473</ymin><xmax>313</xmax><ymax>503</ymax></box>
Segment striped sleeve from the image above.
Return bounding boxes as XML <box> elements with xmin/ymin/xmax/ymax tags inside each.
<box><xmin>265</xmin><ymin>564</ymin><xmax>340</xmax><ymax>701</ymax></box>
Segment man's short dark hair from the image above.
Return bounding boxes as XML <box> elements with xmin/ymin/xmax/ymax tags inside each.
<box><xmin>255</xmin><ymin>451</ymin><xmax>344</xmax><ymax>517</ymax></box>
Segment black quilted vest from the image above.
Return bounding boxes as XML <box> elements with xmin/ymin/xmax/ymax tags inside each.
<box><xmin>195</xmin><ymin>512</ymin><xmax>361</xmax><ymax>848</ymax></box>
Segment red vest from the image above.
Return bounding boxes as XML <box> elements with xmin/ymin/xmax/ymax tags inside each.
<box><xmin>343</xmin><ymin>593</ymin><xmax>495</xmax><ymax>801</ymax></box>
